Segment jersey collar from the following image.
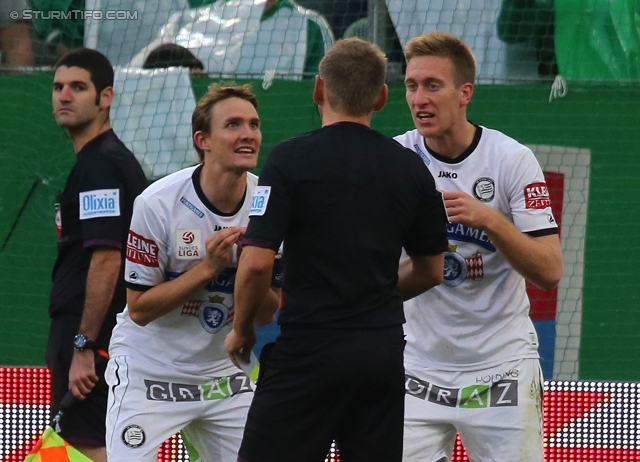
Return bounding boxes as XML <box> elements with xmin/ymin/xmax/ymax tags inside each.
<box><xmin>422</xmin><ymin>124</ymin><xmax>482</xmax><ymax>165</ymax></box>
<box><xmin>191</xmin><ymin>164</ymin><xmax>247</xmax><ymax>217</ymax></box>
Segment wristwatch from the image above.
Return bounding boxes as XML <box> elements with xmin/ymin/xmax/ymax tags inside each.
<box><xmin>73</xmin><ymin>334</ymin><xmax>98</xmax><ymax>352</ymax></box>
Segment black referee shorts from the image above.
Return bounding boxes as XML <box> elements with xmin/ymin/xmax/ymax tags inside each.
<box><xmin>46</xmin><ymin>314</ymin><xmax>110</xmax><ymax>447</ymax></box>
<box><xmin>239</xmin><ymin>325</ymin><xmax>406</xmax><ymax>462</ymax></box>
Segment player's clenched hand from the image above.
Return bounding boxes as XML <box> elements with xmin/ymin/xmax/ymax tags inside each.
<box><xmin>442</xmin><ymin>190</ymin><xmax>495</xmax><ymax>230</ymax></box>
<box><xmin>68</xmin><ymin>351</ymin><xmax>98</xmax><ymax>400</ymax></box>
<box><xmin>204</xmin><ymin>227</ymin><xmax>243</xmax><ymax>275</ymax></box>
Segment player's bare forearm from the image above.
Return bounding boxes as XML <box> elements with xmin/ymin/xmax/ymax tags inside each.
<box><xmin>128</xmin><ymin>227</ymin><xmax>241</xmax><ymax>325</ymax></box>
<box><xmin>443</xmin><ymin>190</ymin><xmax>563</xmax><ymax>290</ymax></box>
<box><xmin>127</xmin><ymin>261</ymin><xmax>217</xmax><ymax>325</ymax></box>
<box><xmin>483</xmin><ymin>214</ymin><xmax>563</xmax><ymax>290</ymax></box>
<box><xmin>398</xmin><ymin>253</ymin><xmax>444</xmax><ymax>300</ymax></box>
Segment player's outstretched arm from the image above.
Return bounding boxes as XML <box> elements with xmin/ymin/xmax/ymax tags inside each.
<box><xmin>128</xmin><ymin>227</ymin><xmax>242</xmax><ymax>326</ymax></box>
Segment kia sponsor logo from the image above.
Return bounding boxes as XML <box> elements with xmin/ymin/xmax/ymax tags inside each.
<box><xmin>524</xmin><ymin>182</ymin><xmax>551</xmax><ymax>209</ymax></box>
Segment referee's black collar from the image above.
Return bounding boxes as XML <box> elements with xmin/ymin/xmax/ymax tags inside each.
<box><xmin>422</xmin><ymin>124</ymin><xmax>482</xmax><ymax>164</ymax></box>
<box><xmin>77</xmin><ymin>129</ymin><xmax>116</xmax><ymax>156</ymax></box>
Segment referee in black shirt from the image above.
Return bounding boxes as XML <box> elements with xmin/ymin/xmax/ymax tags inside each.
<box><xmin>48</xmin><ymin>48</ymin><xmax>147</xmax><ymax>462</ymax></box>
<box><xmin>226</xmin><ymin>37</ymin><xmax>449</xmax><ymax>462</ymax></box>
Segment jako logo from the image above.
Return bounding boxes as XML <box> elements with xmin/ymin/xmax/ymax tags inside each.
<box><xmin>182</xmin><ymin>231</ymin><xmax>195</xmax><ymax>244</ymax></box>
<box><xmin>438</xmin><ymin>171</ymin><xmax>458</xmax><ymax>179</ymax></box>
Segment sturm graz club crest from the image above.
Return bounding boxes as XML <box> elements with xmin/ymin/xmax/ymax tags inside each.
<box><xmin>473</xmin><ymin>177</ymin><xmax>495</xmax><ymax>202</ymax></box>
<box><xmin>199</xmin><ymin>301</ymin><xmax>229</xmax><ymax>334</ymax></box>
<box><xmin>122</xmin><ymin>424</ymin><xmax>145</xmax><ymax>448</ymax></box>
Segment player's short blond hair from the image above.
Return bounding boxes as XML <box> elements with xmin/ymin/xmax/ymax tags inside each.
<box><xmin>192</xmin><ymin>82</ymin><xmax>258</xmax><ymax>162</ymax></box>
<box><xmin>405</xmin><ymin>32</ymin><xmax>476</xmax><ymax>86</ymax></box>
<box><xmin>319</xmin><ymin>38</ymin><xmax>387</xmax><ymax>117</ymax></box>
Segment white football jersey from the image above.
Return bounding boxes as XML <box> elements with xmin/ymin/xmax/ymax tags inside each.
<box><xmin>110</xmin><ymin>165</ymin><xmax>258</xmax><ymax>376</ymax></box>
<box><xmin>395</xmin><ymin>127</ymin><xmax>558</xmax><ymax>370</ymax></box>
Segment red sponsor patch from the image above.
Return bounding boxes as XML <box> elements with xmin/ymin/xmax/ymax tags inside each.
<box><xmin>126</xmin><ymin>230</ymin><xmax>159</xmax><ymax>267</ymax></box>
<box><xmin>524</xmin><ymin>182</ymin><xmax>551</xmax><ymax>209</ymax></box>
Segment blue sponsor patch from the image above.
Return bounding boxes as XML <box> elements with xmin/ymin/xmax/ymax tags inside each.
<box><xmin>447</xmin><ymin>223</ymin><xmax>496</xmax><ymax>252</ymax></box>
<box><xmin>180</xmin><ymin>196</ymin><xmax>205</xmax><ymax>218</ymax></box>
<box><xmin>165</xmin><ymin>271</ymin><xmax>183</xmax><ymax>281</ymax></box>
<box><xmin>79</xmin><ymin>189</ymin><xmax>120</xmax><ymax>219</ymax></box>
<box><xmin>249</xmin><ymin>187</ymin><xmax>271</xmax><ymax>216</ymax></box>
<box><xmin>414</xmin><ymin>144</ymin><xmax>430</xmax><ymax>166</ymax></box>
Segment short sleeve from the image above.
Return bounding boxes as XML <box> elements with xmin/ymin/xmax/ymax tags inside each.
<box><xmin>404</xmin><ymin>166</ymin><xmax>449</xmax><ymax>256</ymax></box>
<box><xmin>124</xmin><ymin>194</ymin><xmax>168</xmax><ymax>290</ymax></box>
<box><xmin>75</xmin><ymin>155</ymin><xmax>128</xmax><ymax>250</ymax></box>
<box><xmin>242</xmin><ymin>146</ymin><xmax>291</xmax><ymax>251</ymax></box>
<box><xmin>507</xmin><ymin>148</ymin><xmax>559</xmax><ymax>234</ymax></box>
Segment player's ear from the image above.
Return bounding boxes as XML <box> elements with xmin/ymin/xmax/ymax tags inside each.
<box><xmin>460</xmin><ymin>82</ymin><xmax>474</xmax><ymax>107</ymax></box>
<box><xmin>313</xmin><ymin>75</ymin><xmax>324</xmax><ymax>106</ymax></box>
<box><xmin>193</xmin><ymin>131</ymin><xmax>210</xmax><ymax>153</ymax></box>
<box><xmin>373</xmin><ymin>84</ymin><xmax>388</xmax><ymax>112</ymax></box>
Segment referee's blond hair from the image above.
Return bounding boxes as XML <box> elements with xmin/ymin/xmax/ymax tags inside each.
<box><xmin>319</xmin><ymin>38</ymin><xmax>387</xmax><ymax>117</ymax></box>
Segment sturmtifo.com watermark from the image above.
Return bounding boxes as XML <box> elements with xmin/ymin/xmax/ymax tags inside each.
<box><xmin>11</xmin><ymin>10</ymin><xmax>138</xmax><ymax>20</ymax></box>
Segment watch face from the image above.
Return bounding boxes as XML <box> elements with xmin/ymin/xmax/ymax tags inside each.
<box><xmin>73</xmin><ymin>334</ymin><xmax>88</xmax><ymax>350</ymax></box>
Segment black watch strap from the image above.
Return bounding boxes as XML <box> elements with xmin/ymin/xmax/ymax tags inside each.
<box><xmin>73</xmin><ymin>334</ymin><xmax>98</xmax><ymax>351</ymax></box>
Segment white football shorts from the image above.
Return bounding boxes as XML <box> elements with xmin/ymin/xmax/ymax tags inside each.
<box><xmin>105</xmin><ymin>355</ymin><xmax>254</xmax><ymax>462</ymax></box>
<box><xmin>403</xmin><ymin>358</ymin><xmax>544</xmax><ymax>462</ymax></box>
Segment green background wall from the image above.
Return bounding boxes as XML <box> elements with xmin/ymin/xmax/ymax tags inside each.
<box><xmin>0</xmin><ymin>75</ymin><xmax>638</xmax><ymax>380</ymax></box>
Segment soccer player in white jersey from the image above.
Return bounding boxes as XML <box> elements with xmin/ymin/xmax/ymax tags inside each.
<box><xmin>105</xmin><ymin>83</ymin><xmax>282</xmax><ymax>462</ymax></box>
<box><xmin>395</xmin><ymin>32</ymin><xmax>563</xmax><ymax>462</ymax></box>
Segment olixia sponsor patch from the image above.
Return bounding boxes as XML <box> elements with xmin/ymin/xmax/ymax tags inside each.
<box><xmin>126</xmin><ymin>231</ymin><xmax>159</xmax><ymax>267</ymax></box>
<box><xmin>524</xmin><ymin>182</ymin><xmax>551</xmax><ymax>209</ymax></box>
<box><xmin>249</xmin><ymin>186</ymin><xmax>271</xmax><ymax>216</ymax></box>
<box><xmin>79</xmin><ymin>189</ymin><xmax>120</xmax><ymax>219</ymax></box>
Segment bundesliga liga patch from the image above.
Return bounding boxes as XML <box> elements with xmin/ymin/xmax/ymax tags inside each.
<box><xmin>176</xmin><ymin>229</ymin><xmax>201</xmax><ymax>259</ymax></box>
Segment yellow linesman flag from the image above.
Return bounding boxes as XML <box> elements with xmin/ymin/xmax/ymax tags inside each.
<box><xmin>24</xmin><ymin>427</ymin><xmax>93</xmax><ymax>462</ymax></box>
